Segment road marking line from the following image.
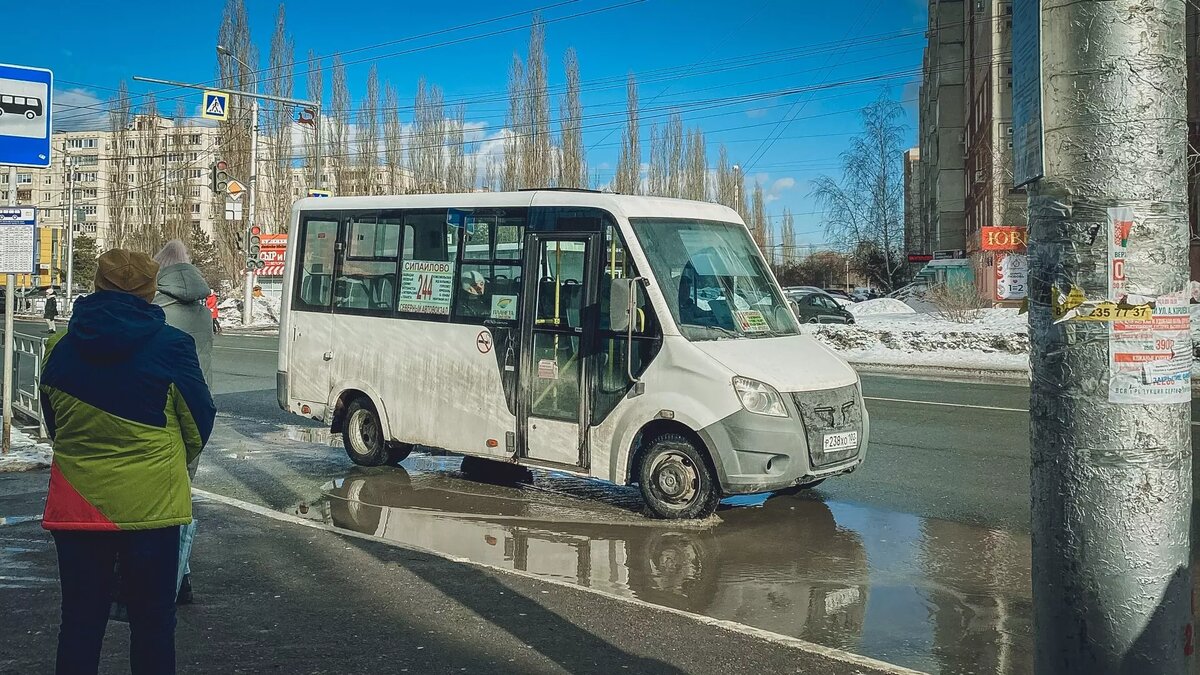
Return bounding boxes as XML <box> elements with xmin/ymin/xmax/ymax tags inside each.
<box><xmin>864</xmin><ymin>396</ymin><xmax>1027</xmax><ymax>413</ymax></box>
<box><xmin>867</xmin><ymin>396</ymin><xmax>1200</xmax><ymax>427</ymax></box>
<box><xmin>214</xmin><ymin>346</ymin><xmax>277</xmax><ymax>353</ymax></box>
<box><xmin>193</xmin><ymin>487</ymin><xmax>924</xmax><ymax>675</ymax></box>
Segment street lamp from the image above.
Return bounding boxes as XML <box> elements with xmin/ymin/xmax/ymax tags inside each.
<box><xmin>732</xmin><ymin>163</ymin><xmax>742</xmax><ymax>216</ymax></box>
<box><xmin>217</xmin><ymin>44</ymin><xmax>259</xmax><ymax>327</ymax></box>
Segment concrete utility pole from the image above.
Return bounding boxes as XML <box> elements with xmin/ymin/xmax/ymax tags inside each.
<box><xmin>244</xmin><ymin>97</ymin><xmax>259</xmax><ymax>327</ymax></box>
<box><xmin>1026</xmin><ymin>1</ymin><xmax>1193</xmax><ymax>671</ymax></box>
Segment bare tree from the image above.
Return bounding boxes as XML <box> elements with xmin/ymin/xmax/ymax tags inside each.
<box><xmin>763</xmin><ymin>211</ymin><xmax>777</xmax><ymax>269</ymax></box>
<box><xmin>133</xmin><ymin>95</ymin><xmax>164</xmax><ymax>255</ymax></box>
<box><xmin>107</xmin><ymin>81</ymin><xmax>134</xmax><ymax>250</ymax></box>
<box><xmin>522</xmin><ymin>15</ymin><xmax>552</xmax><ymax>188</ymax></box>
<box><xmin>409</xmin><ymin>79</ymin><xmax>447</xmax><ymax>192</ymax></box>
<box><xmin>503</xmin><ymin>55</ymin><xmax>526</xmax><ymax>191</ymax></box>
<box><xmin>781</xmin><ymin>208</ymin><xmax>798</xmax><ymax>266</ymax></box>
<box><xmin>304</xmin><ymin>50</ymin><xmax>323</xmax><ymax>189</ymax></box>
<box><xmin>683</xmin><ymin>127</ymin><xmax>707</xmax><ymax>201</ymax></box>
<box><xmin>750</xmin><ymin>180</ymin><xmax>766</xmax><ymax>249</ymax></box>
<box><xmin>715</xmin><ymin>144</ymin><xmax>735</xmax><ymax>209</ymax></box>
<box><xmin>811</xmin><ymin>94</ymin><xmax>907</xmax><ymax>291</ymax></box>
<box><xmin>356</xmin><ymin>65</ymin><xmax>381</xmax><ymax>196</ymax></box>
<box><xmin>382</xmin><ymin>81</ymin><xmax>404</xmax><ymax>194</ymax></box>
<box><xmin>483</xmin><ymin>155</ymin><xmax>502</xmax><ymax>192</ymax></box>
<box><xmin>329</xmin><ymin>55</ymin><xmax>351</xmax><ymax>195</ymax></box>
<box><xmin>558</xmin><ymin>48</ymin><xmax>585</xmax><ymax>189</ymax></box>
<box><xmin>266</xmin><ymin>3</ymin><xmax>295</xmax><ymax>231</ymax></box>
<box><xmin>215</xmin><ymin>0</ymin><xmax>256</xmax><ymax>283</ymax></box>
<box><xmin>165</xmin><ymin>102</ymin><xmax>193</xmax><ymax>244</ymax></box>
<box><xmin>615</xmin><ymin>74</ymin><xmax>641</xmax><ymax>194</ymax></box>
<box><xmin>446</xmin><ymin>104</ymin><xmax>467</xmax><ymax>192</ymax></box>
<box><xmin>647</xmin><ymin>122</ymin><xmax>664</xmax><ymax>196</ymax></box>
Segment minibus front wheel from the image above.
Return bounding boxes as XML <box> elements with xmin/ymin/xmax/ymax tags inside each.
<box><xmin>343</xmin><ymin>397</ymin><xmax>411</xmax><ymax>466</ymax></box>
<box><xmin>638</xmin><ymin>434</ymin><xmax>719</xmax><ymax>520</ymax></box>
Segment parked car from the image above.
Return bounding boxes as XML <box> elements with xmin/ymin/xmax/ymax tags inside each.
<box><xmin>824</xmin><ymin>288</ymin><xmax>853</xmax><ymax>301</ymax></box>
<box><xmin>788</xmin><ymin>290</ymin><xmax>856</xmax><ymax>324</ymax></box>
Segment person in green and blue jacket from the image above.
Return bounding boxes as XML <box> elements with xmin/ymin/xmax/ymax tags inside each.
<box><xmin>40</xmin><ymin>248</ymin><xmax>216</xmax><ymax>675</ymax></box>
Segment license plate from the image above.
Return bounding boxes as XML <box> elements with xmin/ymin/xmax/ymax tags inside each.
<box><xmin>823</xmin><ymin>430</ymin><xmax>859</xmax><ymax>451</ymax></box>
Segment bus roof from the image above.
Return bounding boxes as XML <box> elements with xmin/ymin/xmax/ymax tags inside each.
<box><xmin>293</xmin><ymin>190</ymin><xmax>744</xmax><ymax>225</ymax></box>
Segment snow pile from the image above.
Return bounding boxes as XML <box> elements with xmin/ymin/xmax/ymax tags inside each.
<box><xmin>847</xmin><ymin>298</ymin><xmax>917</xmax><ymax>317</ymax></box>
<box><xmin>0</xmin><ymin>429</ymin><xmax>53</xmax><ymax>472</ymax></box>
<box><xmin>812</xmin><ymin>308</ymin><xmax>1030</xmax><ymax>372</ymax></box>
<box><xmin>219</xmin><ymin>295</ymin><xmax>281</xmax><ymax>329</ymax></box>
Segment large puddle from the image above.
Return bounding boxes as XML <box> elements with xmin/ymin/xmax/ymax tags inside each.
<box><xmin>299</xmin><ymin>456</ymin><xmax>1033</xmax><ymax>674</ymax></box>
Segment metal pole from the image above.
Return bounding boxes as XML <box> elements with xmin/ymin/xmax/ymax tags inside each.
<box><xmin>242</xmin><ymin>98</ymin><xmax>258</xmax><ymax>327</ymax></box>
<box><xmin>65</xmin><ymin>159</ymin><xmax>75</xmax><ymax>310</ymax></box>
<box><xmin>3</xmin><ymin>166</ymin><xmax>16</xmax><ymax>454</ymax></box>
<box><xmin>1026</xmin><ymin>0</ymin><xmax>1192</xmax><ymax>671</ymax></box>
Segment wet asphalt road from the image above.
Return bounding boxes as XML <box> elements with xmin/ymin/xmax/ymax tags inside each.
<box><xmin>16</xmin><ymin>322</ymin><xmax>1190</xmax><ymax>673</ymax></box>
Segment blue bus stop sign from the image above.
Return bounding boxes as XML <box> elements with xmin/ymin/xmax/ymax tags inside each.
<box><xmin>0</xmin><ymin>63</ymin><xmax>53</xmax><ymax>168</ymax></box>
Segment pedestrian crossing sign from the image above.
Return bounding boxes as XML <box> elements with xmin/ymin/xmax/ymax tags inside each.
<box><xmin>202</xmin><ymin>91</ymin><xmax>229</xmax><ymax>121</ymax></box>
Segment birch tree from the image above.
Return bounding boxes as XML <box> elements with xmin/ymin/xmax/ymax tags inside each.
<box><xmin>265</xmin><ymin>4</ymin><xmax>295</xmax><ymax>231</ymax></box>
<box><xmin>503</xmin><ymin>55</ymin><xmax>525</xmax><ymax>190</ymax></box>
<box><xmin>558</xmin><ymin>48</ymin><xmax>585</xmax><ymax>189</ymax></box>
<box><xmin>356</xmin><ymin>65</ymin><xmax>380</xmax><ymax>196</ymax></box>
<box><xmin>107</xmin><ymin>81</ymin><xmax>134</xmax><ymax>250</ymax></box>
<box><xmin>615</xmin><ymin>74</ymin><xmax>641</xmax><ymax>194</ymax></box>
<box><xmin>382</xmin><ymin>82</ymin><xmax>404</xmax><ymax>194</ymax></box>
<box><xmin>812</xmin><ymin>94</ymin><xmax>907</xmax><ymax>291</ymax></box>
<box><xmin>329</xmin><ymin>55</ymin><xmax>351</xmax><ymax>194</ymax></box>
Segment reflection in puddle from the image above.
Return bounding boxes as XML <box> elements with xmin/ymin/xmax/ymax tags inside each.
<box><xmin>284</xmin><ymin>425</ymin><xmax>341</xmax><ymax>447</ymax></box>
<box><xmin>310</xmin><ymin>462</ymin><xmax>1032</xmax><ymax>674</ymax></box>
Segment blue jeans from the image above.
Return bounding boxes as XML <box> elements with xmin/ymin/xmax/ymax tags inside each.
<box><xmin>52</xmin><ymin>527</ymin><xmax>180</xmax><ymax>675</ymax></box>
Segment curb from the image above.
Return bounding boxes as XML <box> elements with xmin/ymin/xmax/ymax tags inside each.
<box><xmin>850</xmin><ymin>361</ymin><xmax>1030</xmax><ymax>384</ymax></box>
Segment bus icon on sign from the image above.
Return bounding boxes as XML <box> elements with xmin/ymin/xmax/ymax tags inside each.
<box><xmin>0</xmin><ymin>93</ymin><xmax>43</xmax><ymax>120</ymax></box>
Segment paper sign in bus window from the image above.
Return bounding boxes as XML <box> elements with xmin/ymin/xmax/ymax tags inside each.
<box><xmin>490</xmin><ymin>294</ymin><xmax>518</xmax><ymax>321</ymax></box>
<box><xmin>734</xmin><ymin>309</ymin><xmax>769</xmax><ymax>333</ymax></box>
<box><xmin>399</xmin><ymin>260</ymin><xmax>454</xmax><ymax>315</ymax></box>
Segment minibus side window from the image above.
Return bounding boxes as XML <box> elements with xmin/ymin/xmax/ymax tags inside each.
<box><xmin>451</xmin><ymin>209</ymin><xmax>526</xmax><ymax>324</ymax></box>
<box><xmin>333</xmin><ymin>211</ymin><xmax>402</xmax><ymax>315</ymax></box>
<box><xmin>396</xmin><ymin>211</ymin><xmax>459</xmax><ymax>321</ymax></box>
<box><xmin>293</xmin><ymin>214</ymin><xmax>339</xmax><ymax>311</ymax></box>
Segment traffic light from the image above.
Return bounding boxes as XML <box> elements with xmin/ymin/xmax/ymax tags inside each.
<box><xmin>246</xmin><ymin>224</ymin><xmax>263</xmax><ymax>271</ymax></box>
<box><xmin>209</xmin><ymin>160</ymin><xmax>230</xmax><ymax>194</ymax></box>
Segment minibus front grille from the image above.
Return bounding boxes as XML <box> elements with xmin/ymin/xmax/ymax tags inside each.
<box><xmin>792</xmin><ymin>385</ymin><xmax>862</xmax><ymax>468</ymax></box>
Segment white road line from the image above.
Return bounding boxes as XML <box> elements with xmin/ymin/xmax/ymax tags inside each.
<box><xmin>866</xmin><ymin>395</ymin><xmax>1200</xmax><ymax>428</ymax></box>
<box><xmin>193</xmin><ymin>487</ymin><xmax>924</xmax><ymax>675</ymax></box>
<box><xmin>864</xmin><ymin>396</ymin><xmax>1027</xmax><ymax>413</ymax></box>
<box><xmin>214</xmin><ymin>346</ymin><xmax>277</xmax><ymax>353</ymax></box>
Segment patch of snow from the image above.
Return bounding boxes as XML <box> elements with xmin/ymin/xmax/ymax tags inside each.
<box><xmin>847</xmin><ymin>298</ymin><xmax>917</xmax><ymax>316</ymax></box>
<box><xmin>832</xmin><ymin>297</ymin><xmax>856</xmax><ymax>308</ymax></box>
<box><xmin>0</xmin><ymin>429</ymin><xmax>53</xmax><ymax>473</ymax></box>
<box><xmin>219</xmin><ymin>295</ymin><xmax>281</xmax><ymax>329</ymax></box>
<box><xmin>811</xmin><ymin>308</ymin><xmax>1030</xmax><ymax>373</ymax></box>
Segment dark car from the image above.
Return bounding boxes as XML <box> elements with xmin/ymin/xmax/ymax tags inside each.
<box><xmin>788</xmin><ymin>291</ymin><xmax>855</xmax><ymax>324</ymax></box>
<box><xmin>823</xmin><ymin>288</ymin><xmax>853</xmax><ymax>302</ymax></box>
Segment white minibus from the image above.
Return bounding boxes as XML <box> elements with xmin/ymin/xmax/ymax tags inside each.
<box><xmin>278</xmin><ymin>190</ymin><xmax>869</xmax><ymax>518</ymax></box>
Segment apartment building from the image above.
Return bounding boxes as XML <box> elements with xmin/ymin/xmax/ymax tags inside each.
<box><xmin>963</xmin><ymin>0</ymin><xmax>1025</xmax><ymax>302</ymax></box>
<box><xmin>903</xmin><ymin>148</ymin><xmax>927</xmax><ymax>255</ymax></box>
<box><xmin>916</xmin><ymin>0</ymin><xmax>968</xmax><ymax>256</ymax></box>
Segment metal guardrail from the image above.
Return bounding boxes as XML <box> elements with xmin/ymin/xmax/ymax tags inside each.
<box><xmin>0</xmin><ymin>328</ymin><xmax>47</xmax><ymax>437</ymax></box>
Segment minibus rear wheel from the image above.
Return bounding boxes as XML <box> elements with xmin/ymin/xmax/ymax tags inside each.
<box><xmin>638</xmin><ymin>434</ymin><xmax>719</xmax><ymax>520</ymax></box>
<box><xmin>343</xmin><ymin>398</ymin><xmax>390</xmax><ymax>466</ymax></box>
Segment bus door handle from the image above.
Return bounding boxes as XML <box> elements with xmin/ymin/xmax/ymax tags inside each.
<box><xmin>323</xmin><ymin>351</ymin><xmax>333</xmax><ymax>361</ymax></box>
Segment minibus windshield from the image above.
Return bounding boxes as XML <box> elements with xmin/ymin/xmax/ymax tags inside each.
<box><xmin>631</xmin><ymin>218</ymin><xmax>799</xmax><ymax>341</ymax></box>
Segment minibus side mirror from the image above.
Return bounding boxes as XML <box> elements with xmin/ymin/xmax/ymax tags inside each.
<box><xmin>610</xmin><ymin>277</ymin><xmax>633</xmax><ymax>332</ymax></box>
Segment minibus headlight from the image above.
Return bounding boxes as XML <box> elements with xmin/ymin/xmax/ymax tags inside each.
<box><xmin>732</xmin><ymin>376</ymin><xmax>788</xmax><ymax>418</ymax></box>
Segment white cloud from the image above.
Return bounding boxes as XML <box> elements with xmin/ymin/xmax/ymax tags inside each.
<box><xmin>52</xmin><ymin>88</ymin><xmax>108</xmax><ymax>132</ymax></box>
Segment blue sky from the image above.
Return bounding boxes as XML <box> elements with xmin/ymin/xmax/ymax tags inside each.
<box><xmin>4</xmin><ymin>0</ymin><xmax>927</xmax><ymax>246</ymax></box>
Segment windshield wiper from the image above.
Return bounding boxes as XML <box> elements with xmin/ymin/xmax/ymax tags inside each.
<box><xmin>684</xmin><ymin>323</ymin><xmax>741</xmax><ymax>339</ymax></box>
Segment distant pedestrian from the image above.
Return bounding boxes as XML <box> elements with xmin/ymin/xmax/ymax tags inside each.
<box><xmin>206</xmin><ymin>291</ymin><xmax>220</xmax><ymax>335</ymax></box>
<box><xmin>43</xmin><ymin>289</ymin><xmax>58</xmax><ymax>334</ymax></box>
<box><xmin>40</xmin><ymin>249</ymin><xmax>215</xmax><ymax>674</ymax></box>
<box><xmin>153</xmin><ymin>239</ymin><xmax>214</xmax><ymax>605</ymax></box>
